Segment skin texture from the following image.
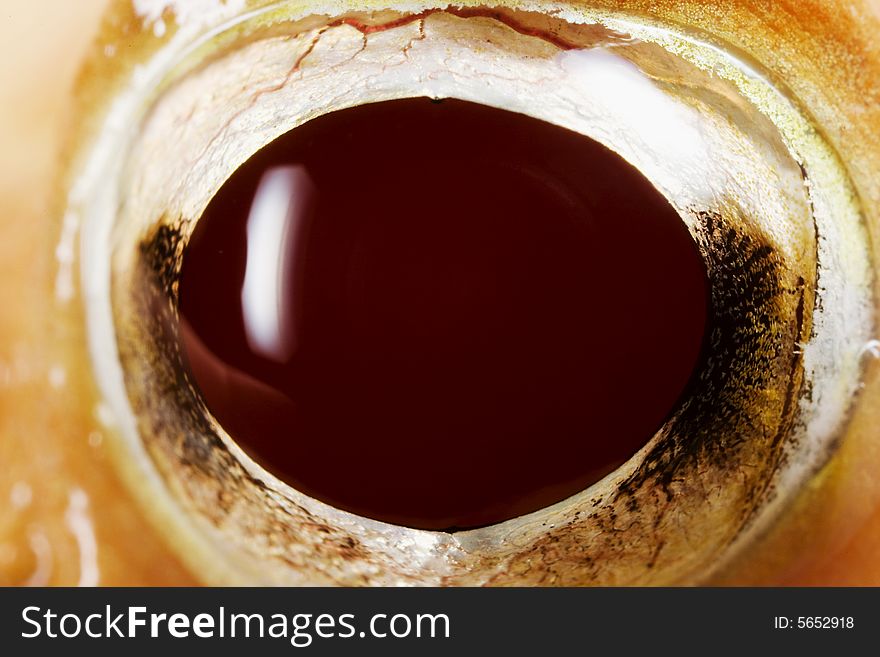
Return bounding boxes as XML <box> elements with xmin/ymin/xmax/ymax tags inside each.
<box><xmin>0</xmin><ymin>0</ymin><xmax>877</xmax><ymax>585</ymax></box>
<box><xmin>0</xmin><ymin>0</ymin><xmax>195</xmax><ymax>585</ymax></box>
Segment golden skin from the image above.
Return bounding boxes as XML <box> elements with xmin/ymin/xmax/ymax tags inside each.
<box><xmin>0</xmin><ymin>0</ymin><xmax>877</xmax><ymax>585</ymax></box>
<box><xmin>0</xmin><ymin>0</ymin><xmax>195</xmax><ymax>586</ymax></box>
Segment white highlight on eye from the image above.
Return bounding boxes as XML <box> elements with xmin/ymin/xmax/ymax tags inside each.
<box><xmin>0</xmin><ymin>349</ymin><xmax>40</xmax><ymax>387</ymax></box>
<box><xmin>55</xmin><ymin>209</ymin><xmax>79</xmax><ymax>302</ymax></box>
<box><xmin>133</xmin><ymin>0</ymin><xmax>246</xmax><ymax>30</ymax></box>
<box><xmin>25</xmin><ymin>531</ymin><xmax>53</xmax><ymax>587</ymax></box>
<box><xmin>94</xmin><ymin>402</ymin><xmax>117</xmax><ymax>428</ymax></box>
<box><xmin>556</xmin><ymin>48</ymin><xmax>707</xmax><ymax>182</ymax></box>
<box><xmin>48</xmin><ymin>364</ymin><xmax>67</xmax><ymax>389</ymax></box>
<box><xmin>65</xmin><ymin>488</ymin><xmax>100</xmax><ymax>587</ymax></box>
<box><xmin>10</xmin><ymin>481</ymin><xmax>32</xmax><ymax>510</ymax></box>
<box><xmin>241</xmin><ymin>165</ymin><xmax>315</xmax><ymax>363</ymax></box>
<box><xmin>859</xmin><ymin>339</ymin><xmax>880</xmax><ymax>360</ymax></box>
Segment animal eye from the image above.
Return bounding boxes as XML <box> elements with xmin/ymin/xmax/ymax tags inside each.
<box><xmin>175</xmin><ymin>96</ymin><xmax>710</xmax><ymax>533</ymax></box>
<box><xmin>60</xmin><ymin>2</ymin><xmax>876</xmax><ymax>585</ymax></box>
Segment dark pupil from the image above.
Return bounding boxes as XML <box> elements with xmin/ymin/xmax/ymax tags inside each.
<box><xmin>178</xmin><ymin>97</ymin><xmax>709</xmax><ymax>531</ymax></box>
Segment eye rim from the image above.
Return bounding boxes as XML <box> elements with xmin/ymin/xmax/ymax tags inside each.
<box><xmin>60</xmin><ymin>0</ymin><xmax>872</xmax><ymax>584</ymax></box>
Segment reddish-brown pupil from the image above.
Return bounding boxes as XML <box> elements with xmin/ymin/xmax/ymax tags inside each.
<box><xmin>178</xmin><ymin>98</ymin><xmax>709</xmax><ymax>530</ymax></box>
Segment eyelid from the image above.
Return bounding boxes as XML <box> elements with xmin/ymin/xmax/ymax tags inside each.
<box><xmin>60</xmin><ymin>1</ymin><xmax>880</xmax><ymax>585</ymax></box>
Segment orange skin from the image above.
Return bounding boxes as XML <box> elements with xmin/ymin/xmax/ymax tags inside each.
<box><xmin>0</xmin><ymin>0</ymin><xmax>194</xmax><ymax>585</ymax></box>
<box><xmin>0</xmin><ymin>0</ymin><xmax>877</xmax><ymax>585</ymax></box>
